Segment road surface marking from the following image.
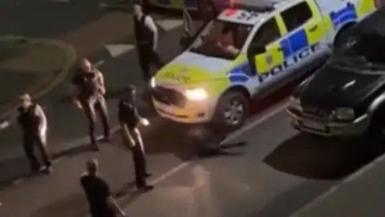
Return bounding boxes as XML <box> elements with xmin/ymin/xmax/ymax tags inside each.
<box><xmin>221</xmin><ymin>98</ymin><xmax>290</xmax><ymax>145</ymax></box>
<box><xmin>105</xmin><ymin>44</ymin><xmax>135</xmax><ymax>58</ymax></box>
<box><xmin>150</xmin><ymin>162</ymin><xmax>190</xmax><ymax>185</ymax></box>
<box><xmin>157</xmin><ymin>19</ymin><xmax>183</xmax><ymax>31</ymax></box>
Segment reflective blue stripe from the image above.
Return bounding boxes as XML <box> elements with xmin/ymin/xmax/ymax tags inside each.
<box><xmin>330</xmin><ymin>3</ymin><xmax>357</xmax><ymax>29</ymax></box>
<box><xmin>230</xmin><ymin>62</ymin><xmax>252</xmax><ymax>75</ymax></box>
<box><xmin>229</xmin><ymin>63</ymin><xmax>250</xmax><ymax>83</ymax></box>
<box><xmin>280</xmin><ymin>29</ymin><xmax>309</xmax><ymax>58</ymax></box>
<box><xmin>229</xmin><ymin>75</ymin><xmax>249</xmax><ymax>83</ymax></box>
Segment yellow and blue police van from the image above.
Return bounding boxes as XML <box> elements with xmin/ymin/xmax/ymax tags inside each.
<box><xmin>151</xmin><ymin>0</ymin><xmax>377</xmax><ymax>129</ymax></box>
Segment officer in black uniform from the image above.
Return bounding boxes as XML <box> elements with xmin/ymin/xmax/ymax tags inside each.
<box><xmin>118</xmin><ymin>85</ymin><xmax>153</xmax><ymax>191</ymax></box>
<box><xmin>133</xmin><ymin>2</ymin><xmax>164</xmax><ymax>84</ymax></box>
<box><xmin>17</xmin><ymin>94</ymin><xmax>52</xmax><ymax>173</ymax></box>
<box><xmin>72</xmin><ymin>58</ymin><xmax>110</xmax><ymax>150</ymax></box>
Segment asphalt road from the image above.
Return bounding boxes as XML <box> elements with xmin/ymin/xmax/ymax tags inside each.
<box><xmin>1</xmin><ymin>1</ymin><xmax>385</xmax><ymax>217</ymax></box>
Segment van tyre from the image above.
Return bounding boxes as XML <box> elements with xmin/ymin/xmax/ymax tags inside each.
<box><xmin>214</xmin><ymin>91</ymin><xmax>249</xmax><ymax>130</ymax></box>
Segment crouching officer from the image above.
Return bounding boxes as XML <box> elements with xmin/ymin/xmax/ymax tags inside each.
<box><xmin>118</xmin><ymin>85</ymin><xmax>153</xmax><ymax>191</ymax></box>
<box><xmin>72</xmin><ymin>58</ymin><xmax>111</xmax><ymax>150</ymax></box>
<box><xmin>17</xmin><ymin>94</ymin><xmax>52</xmax><ymax>174</ymax></box>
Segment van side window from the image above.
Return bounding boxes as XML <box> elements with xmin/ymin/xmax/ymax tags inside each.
<box><xmin>281</xmin><ymin>2</ymin><xmax>312</xmax><ymax>32</ymax></box>
<box><xmin>251</xmin><ymin>18</ymin><xmax>281</xmax><ymax>48</ymax></box>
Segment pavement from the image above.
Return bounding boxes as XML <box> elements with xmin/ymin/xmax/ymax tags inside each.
<box><xmin>293</xmin><ymin>140</ymin><xmax>385</xmax><ymax>217</ymax></box>
<box><xmin>1</xmin><ymin>1</ymin><xmax>385</xmax><ymax>217</ymax></box>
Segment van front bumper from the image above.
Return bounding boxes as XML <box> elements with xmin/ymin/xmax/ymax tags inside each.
<box><xmin>152</xmin><ymin>98</ymin><xmax>215</xmax><ymax>124</ymax></box>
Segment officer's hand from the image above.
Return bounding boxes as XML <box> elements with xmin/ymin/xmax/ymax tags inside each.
<box><xmin>0</xmin><ymin>121</ymin><xmax>9</xmax><ymax>130</ymax></box>
<box><xmin>140</xmin><ymin>118</ymin><xmax>150</xmax><ymax>126</ymax></box>
<box><xmin>120</xmin><ymin>211</ymin><xmax>127</xmax><ymax>217</ymax></box>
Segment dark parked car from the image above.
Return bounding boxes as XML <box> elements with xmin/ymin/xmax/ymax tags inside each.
<box><xmin>287</xmin><ymin>8</ymin><xmax>385</xmax><ymax>137</ymax></box>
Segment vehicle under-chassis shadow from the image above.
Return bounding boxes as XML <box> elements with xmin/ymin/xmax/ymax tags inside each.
<box><xmin>263</xmin><ymin>133</ymin><xmax>385</xmax><ymax>180</ymax></box>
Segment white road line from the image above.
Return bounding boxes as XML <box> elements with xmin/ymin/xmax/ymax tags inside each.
<box><xmin>150</xmin><ymin>162</ymin><xmax>190</xmax><ymax>185</ymax></box>
<box><xmin>157</xmin><ymin>19</ymin><xmax>184</xmax><ymax>31</ymax></box>
<box><xmin>221</xmin><ymin>98</ymin><xmax>290</xmax><ymax>145</ymax></box>
<box><xmin>105</xmin><ymin>44</ymin><xmax>135</xmax><ymax>58</ymax></box>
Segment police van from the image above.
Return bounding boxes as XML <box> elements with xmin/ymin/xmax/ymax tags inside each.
<box><xmin>151</xmin><ymin>0</ymin><xmax>377</xmax><ymax>129</ymax></box>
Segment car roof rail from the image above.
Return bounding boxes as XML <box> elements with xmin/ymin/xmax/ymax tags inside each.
<box><xmin>231</xmin><ymin>0</ymin><xmax>284</xmax><ymax>12</ymax></box>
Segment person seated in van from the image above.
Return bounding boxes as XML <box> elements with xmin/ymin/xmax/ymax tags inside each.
<box><xmin>216</xmin><ymin>25</ymin><xmax>240</xmax><ymax>57</ymax></box>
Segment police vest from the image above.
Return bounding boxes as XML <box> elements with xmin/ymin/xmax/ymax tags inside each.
<box><xmin>18</xmin><ymin>104</ymin><xmax>40</xmax><ymax>133</ymax></box>
<box><xmin>118</xmin><ymin>99</ymin><xmax>140</xmax><ymax>128</ymax></box>
<box><xmin>134</xmin><ymin>15</ymin><xmax>154</xmax><ymax>46</ymax></box>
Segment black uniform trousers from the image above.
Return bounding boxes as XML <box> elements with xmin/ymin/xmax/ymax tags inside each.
<box><xmin>122</xmin><ymin>126</ymin><xmax>148</xmax><ymax>188</ymax></box>
<box><xmin>137</xmin><ymin>44</ymin><xmax>164</xmax><ymax>83</ymax></box>
<box><xmin>23</xmin><ymin>133</ymin><xmax>51</xmax><ymax>171</ymax></box>
<box><xmin>81</xmin><ymin>95</ymin><xmax>110</xmax><ymax>146</ymax></box>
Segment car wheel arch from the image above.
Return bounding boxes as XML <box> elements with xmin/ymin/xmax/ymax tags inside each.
<box><xmin>368</xmin><ymin>92</ymin><xmax>385</xmax><ymax>122</ymax></box>
<box><xmin>333</xmin><ymin>22</ymin><xmax>357</xmax><ymax>46</ymax></box>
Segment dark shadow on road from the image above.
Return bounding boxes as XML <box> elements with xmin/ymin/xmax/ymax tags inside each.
<box><xmin>29</xmin><ymin>193</ymin><xmax>87</xmax><ymax>217</ymax></box>
<box><xmin>252</xmin><ymin>180</ymin><xmax>335</xmax><ymax>217</ymax></box>
<box><xmin>52</xmin><ymin>144</ymin><xmax>94</xmax><ymax>159</ymax></box>
<box><xmin>114</xmin><ymin>181</ymin><xmax>136</xmax><ymax>198</ymax></box>
<box><xmin>264</xmin><ymin>133</ymin><xmax>385</xmax><ymax>180</ymax></box>
<box><xmin>0</xmin><ymin>144</ymin><xmax>96</xmax><ymax>188</ymax></box>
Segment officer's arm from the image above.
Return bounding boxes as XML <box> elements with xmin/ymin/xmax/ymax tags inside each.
<box><xmin>120</xmin><ymin>122</ymin><xmax>135</xmax><ymax>148</ymax></box>
<box><xmin>135</xmin><ymin>107</ymin><xmax>150</xmax><ymax>126</ymax></box>
<box><xmin>35</xmin><ymin>105</ymin><xmax>47</xmax><ymax>132</ymax></box>
<box><xmin>145</xmin><ymin>16</ymin><xmax>159</xmax><ymax>51</ymax></box>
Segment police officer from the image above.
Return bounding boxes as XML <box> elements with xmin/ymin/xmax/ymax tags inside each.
<box><xmin>72</xmin><ymin>58</ymin><xmax>110</xmax><ymax>150</ymax></box>
<box><xmin>17</xmin><ymin>94</ymin><xmax>52</xmax><ymax>174</ymax></box>
<box><xmin>133</xmin><ymin>2</ymin><xmax>164</xmax><ymax>84</ymax></box>
<box><xmin>118</xmin><ymin>85</ymin><xmax>153</xmax><ymax>191</ymax></box>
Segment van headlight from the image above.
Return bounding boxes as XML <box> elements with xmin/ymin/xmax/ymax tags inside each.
<box><xmin>289</xmin><ymin>96</ymin><xmax>302</xmax><ymax>111</ymax></box>
<box><xmin>185</xmin><ymin>88</ymin><xmax>208</xmax><ymax>101</ymax></box>
<box><xmin>150</xmin><ymin>77</ymin><xmax>156</xmax><ymax>88</ymax></box>
<box><xmin>334</xmin><ymin>107</ymin><xmax>355</xmax><ymax>120</ymax></box>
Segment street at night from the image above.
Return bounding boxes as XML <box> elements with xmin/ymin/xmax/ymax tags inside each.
<box><xmin>1</xmin><ymin>0</ymin><xmax>385</xmax><ymax>217</ymax></box>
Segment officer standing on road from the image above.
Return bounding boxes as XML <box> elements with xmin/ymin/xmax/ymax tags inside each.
<box><xmin>80</xmin><ymin>159</ymin><xmax>127</xmax><ymax>217</ymax></box>
<box><xmin>133</xmin><ymin>2</ymin><xmax>164</xmax><ymax>84</ymax></box>
<box><xmin>118</xmin><ymin>85</ymin><xmax>153</xmax><ymax>191</ymax></box>
<box><xmin>72</xmin><ymin>58</ymin><xmax>110</xmax><ymax>151</ymax></box>
<box><xmin>17</xmin><ymin>94</ymin><xmax>52</xmax><ymax>174</ymax></box>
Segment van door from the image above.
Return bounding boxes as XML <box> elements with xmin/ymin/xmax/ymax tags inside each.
<box><xmin>279</xmin><ymin>0</ymin><xmax>326</xmax><ymax>70</ymax></box>
<box><xmin>247</xmin><ymin>16</ymin><xmax>285</xmax><ymax>77</ymax></box>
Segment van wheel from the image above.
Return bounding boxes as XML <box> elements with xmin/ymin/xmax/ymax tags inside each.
<box><xmin>214</xmin><ymin>91</ymin><xmax>249</xmax><ymax>130</ymax></box>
